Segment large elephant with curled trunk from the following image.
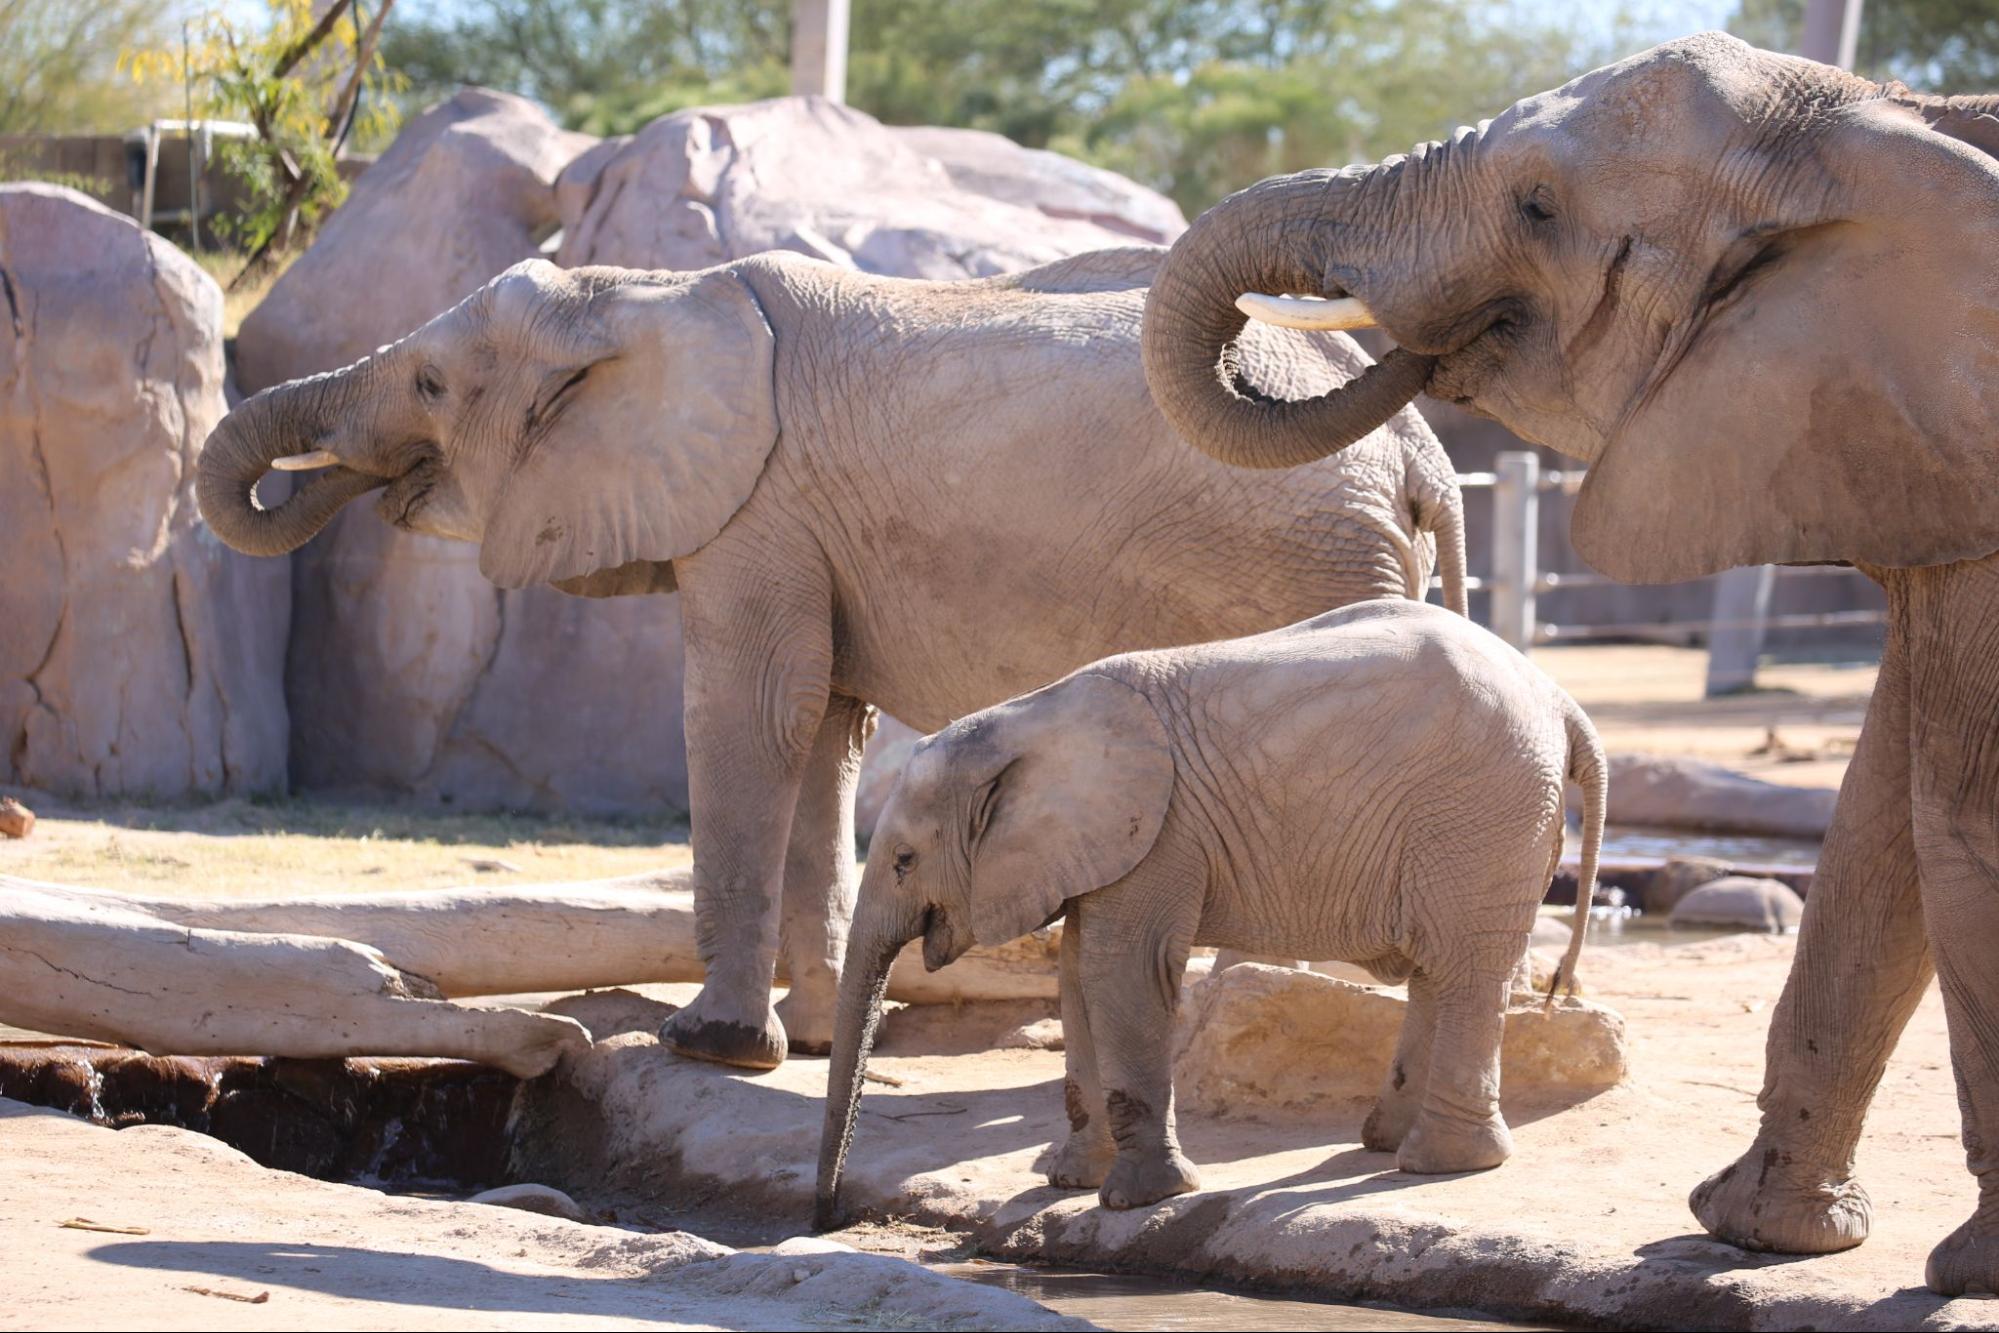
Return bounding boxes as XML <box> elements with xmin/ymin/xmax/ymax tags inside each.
<box><xmin>1139</xmin><ymin>30</ymin><xmax>1999</xmax><ymax>1295</ymax></box>
<box><xmin>196</xmin><ymin>245</ymin><xmax>1465</xmax><ymax>1072</ymax></box>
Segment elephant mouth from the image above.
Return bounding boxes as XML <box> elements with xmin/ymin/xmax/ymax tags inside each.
<box><xmin>920</xmin><ymin>907</ymin><xmax>970</xmax><ymax>972</ymax></box>
<box><xmin>377</xmin><ymin>456</ymin><xmax>443</xmax><ymax>529</ymax></box>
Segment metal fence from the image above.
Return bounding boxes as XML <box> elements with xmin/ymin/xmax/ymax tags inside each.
<box><xmin>1458</xmin><ymin>452</ymin><xmax>1887</xmax><ymax>687</ymax></box>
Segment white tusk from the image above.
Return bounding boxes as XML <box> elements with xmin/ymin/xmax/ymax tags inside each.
<box><xmin>1235</xmin><ymin>292</ymin><xmax>1378</xmax><ymax>332</ymax></box>
<box><xmin>269</xmin><ymin>449</ymin><xmax>342</xmax><ymax>472</ymax></box>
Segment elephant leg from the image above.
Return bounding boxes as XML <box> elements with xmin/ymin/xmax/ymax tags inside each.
<box><xmin>1078</xmin><ymin>898</ymin><xmax>1201</xmax><ymax>1210</ymax></box>
<box><xmin>1363</xmin><ymin>968</ymin><xmax>1437</xmax><ymax>1153</ymax></box>
<box><xmin>1397</xmin><ymin>961</ymin><xmax>1511</xmax><ymax>1174</ymax></box>
<box><xmin>657</xmin><ymin>555</ymin><xmax>832</xmax><ymax>1071</ymax></box>
<box><xmin>1900</xmin><ymin>559</ymin><xmax>1999</xmax><ymax>1297</ymax></box>
<box><xmin>773</xmin><ymin>695</ymin><xmax>873</xmax><ymax>1057</ymax></box>
<box><xmin>1691</xmin><ymin>586</ymin><xmax>1929</xmax><ymax>1254</ymax></box>
<box><xmin>1048</xmin><ymin>917</ymin><xmax>1115</xmax><ymax>1189</ymax></box>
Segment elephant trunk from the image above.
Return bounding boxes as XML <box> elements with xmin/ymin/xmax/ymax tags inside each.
<box><xmin>814</xmin><ymin>887</ymin><xmax>926</xmax><ymax>1231</ymax></box>
<box><xmin>1142</xmin><ymin>168</ymin><xmax>1436</xmax><ymax>471</ymax></box>
<box><xmin>195</xmin><ymin>361</ymin><xmax>392</xmax><ymax>558</ymax></box>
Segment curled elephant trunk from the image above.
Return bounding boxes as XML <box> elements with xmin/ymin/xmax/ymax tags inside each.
<box><xmin>196</xmin><ymin>364</ymin><xmax>390</xmax><ymax>558</ymax></box>
<box><xmin>1142</xmin><ymin>168</ymin><xmax>1436</xmax><ymax>470</ymax></box>
<box><xmin>814</xmin><ymin>891</ymin><xmax>926</xmax><ymax>1231</ymax></box>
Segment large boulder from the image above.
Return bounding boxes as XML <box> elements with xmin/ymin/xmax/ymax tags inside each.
<box><xmin>249</xmin><ymin>92</ymin><xmax>1182</xmax><ymax>811</ymax></box>
<box><xmin>1567</xmin><ymin>753</ymin><xmax>1838</xmax><ymax>839</ymax></box>
<box><xmin>0</xmin><ymin>185</ymin><xmax>286</xmax><ymax>797</ymax></box>
<box><xmin>1172</xmin><ymin>963</ymin><xmax>1626</xmax><ymax>1119</ymax></box>
<box><xmin>1668</xmin><ymin>875</ymin><xmax>1805</xmax><ymax>933</ymax></box>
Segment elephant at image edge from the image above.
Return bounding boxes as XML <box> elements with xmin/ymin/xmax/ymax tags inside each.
<box><xmin>194</xmin><ymin>245</ymin><xmax>1466</xmax><ymax>1071</ymax></box>
<box><xmin>1137</xmin><ymin>31</ymin><xmax>1999</xmax><ymax>1295</ymax></box>
<box><xmin>816</xmin><ymin>599</ymin><xmax>1604</xmax><ymax>1221</ymax></box>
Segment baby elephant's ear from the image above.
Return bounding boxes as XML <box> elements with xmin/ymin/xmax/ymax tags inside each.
<box><xmin>966</xmin><ymin>672</ymin><xmax>1175</xmax><ymax>947</ymax></box>
<box><xmin>479</xmin><ymin>267</ymin><xmax>779</xmax><ymax>589</ymax></box>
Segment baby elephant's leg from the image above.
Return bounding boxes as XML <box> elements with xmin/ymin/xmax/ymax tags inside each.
<box><xmin>1048</xmin><ymin>921</ymin><xmax>1115</xmax><ymax>1189</ymax></box>
<box><xmin>1079</xmin><ymin>909</ymin><xmax>1200</xmax><ymax>1209</ymax></box>
<box><xmin>1363</xmin><ymin>969</ymin><xmax>1437</xmax><ymax>1152</ymax></box>
<box><xmin>1398</xmin><ymin>963</ymin><xmax>1513</xmax><ymax>1173</ymax></box>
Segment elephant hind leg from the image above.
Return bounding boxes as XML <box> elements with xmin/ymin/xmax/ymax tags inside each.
<box><xmin>1363</xmin><ymin>968</ymin><xmax>1437</xmax><ymax>1153</ymax></box>
<box><xmin>1901</xmin><ymin>558</ymin><xmax>1999</xmax><ymax>1296</ymax></box>
<box><xmin>1395</xmin><ymin>962</ymin><xmax>1512</xmax><ymax>1174</ymax></box>
<box><xmin>1691</xmin><ymin>576</ymin><xmax>1927</xmax><ymax>1258</ymax></box>
<box><xmin>774</xmin><ymin>695</ymin><xmax>874</xmax><ymax>1056</ymax></box>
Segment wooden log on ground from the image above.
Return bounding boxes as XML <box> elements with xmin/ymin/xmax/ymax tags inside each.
<box><xmin>0</xmin><ymin>878</ymin><xmax>589</xmax><ymax>1076</ymax></box>
<box><xmin>17</xmin><ymin>873</ymin><xmax>1059</xmax><ymax>1005</ymax></box>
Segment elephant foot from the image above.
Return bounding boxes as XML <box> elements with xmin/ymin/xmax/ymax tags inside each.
<box><xmin>1927</xmin><ymin>1210</ymin><xmax>1999</xmax><ymax>1296</ymax></box>
<box><xmin>1046</xmin><ymin>1130</ymin><xmax>1115</xmax><ymax>1190</ymax></box>
<box><xmin>1099</xmin><ymin>1149</ymin><xmax>1200</xmax><ymax>1210</ymax></box>
<box><xmin>1688</xmin><ymin>1141</ymin><xmax>1870</xmax><ymax>1255</ymax></box>
<box><xmin>775</xmin><ymin>987</ymin><xmax>836</xmax><ymax>1058</ymax></box>
<box><xmin>1361</xmin><ymin>1094</ymin><xmax>1416</xmax><ymax>1153</ymax></box>
<box><xmin>1396</xmin><ymin>1111</ymin><xmax>1511</xmax><ymax>1174</ymax></box>
<box><xmin>658</xmin><ymin>990</ymin><xmax>788</xmax><ymax>1071</ymax></box>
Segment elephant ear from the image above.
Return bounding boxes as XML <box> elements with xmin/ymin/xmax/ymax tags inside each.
<box><xmin>1572</xmin><ymin>96</ymin><xmax>1999</xmax><ymax>583</ymax></box>
<box><xmin>960</xmin><ymin>672</ymin><xmax>1175</xmax><ymax>947</ymax></box>
<box><xmin>479</xmin><ymin>267</ymin><xmax>778</xmax><ymax>589</ymax></box>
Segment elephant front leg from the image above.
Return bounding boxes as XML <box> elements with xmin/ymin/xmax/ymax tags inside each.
<box><xmin>1048</xmin><ymin>917</ymin><xmax>1115</xmax><ymax>1189</ymax></box>
<box><xmin>1078</xmin><ymin>899</ymin><xmax>1201</xmax><ymax>1210</ymax></box>
<box><xmin>1901</xmin><ymin>558</ymin><xmax>1999</xmax><ymax>1297</ymax></box>
<box><xmin>1691</xmin><ymin>592</ymin><xmax>1929</xmax><ymax>1255</ymax></box>
<box><xmin>658</xmin><ymin>559</ymin><xmax>832</xmax><ymax>1071</ymax></box>
<box><xmin>1362</xmin><ymin>968</ymin><xmax>1436</xmax><ymax>1153</ymax></box>
<box><xmin>773</xmin><ymin>695</ymin><xmax>873</xmax><ymax>1057</ymax></box>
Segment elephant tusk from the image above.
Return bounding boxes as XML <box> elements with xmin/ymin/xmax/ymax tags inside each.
<box><xmin>269</xmin><ymin>449</ymin><xmax>343</xmax><ymax>472</ymax></box>
<box><xmin>1235</xmin><ymin>292</ymin><xmax>1379</xmax><ymax>332</ymax></box>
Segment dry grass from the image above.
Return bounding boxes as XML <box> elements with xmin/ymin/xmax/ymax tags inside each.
<box><xmin>0</xmin><ymin>791</ymin><xmax>691</xmax><ymax>900</ymax></box>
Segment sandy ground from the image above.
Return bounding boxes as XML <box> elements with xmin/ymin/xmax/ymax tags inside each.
<box><xmin>0</xmin><ymin>1098</ymin><xmax>1083</xmax><ymax>1332</ymax></box>
<box><xmin>514</xmin><ymin>937</ymin><xmax>1986</xmax><ymax>1332</ymax></box>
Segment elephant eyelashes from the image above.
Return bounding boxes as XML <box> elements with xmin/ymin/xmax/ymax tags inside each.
<box><xmin>416</xmin><ymin>366</ymin><xmax>446</xmax><ymax>400</ymax></box>
<box><xmin>1518</xmin><ymin>190</ymin><xmax>1556</xmax><ymax>225</ymax></box>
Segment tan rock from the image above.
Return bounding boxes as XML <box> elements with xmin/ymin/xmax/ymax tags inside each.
<box><xmin>0</xmin><ymin>185</ymin><xmax>287</xmax><ymax>798</ymax></box>
<box><xmin>1646</xmin><ymin>854</ymin><xmax>1735</xmax><ymax>916</ymax></box>
<box><xmin>1668</xmin><ymin>875</ymin><xmax>1805</xmax><ymax>933</ymax></box>
<box><xmin>0</xmin><ymin>797</ymin><xmax>31</xmax><ymax>839</ymax></box>
<box><xmin>1171</xmin><ymin>962</ymin><xmax>1626</xmax><ymax>1119</ymax></box>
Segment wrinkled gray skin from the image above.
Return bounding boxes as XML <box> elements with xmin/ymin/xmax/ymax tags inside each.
<box><xmin>1139</xmin><ymin>31</ymin><xmax>1999</xmax><ymax>1294</ymax></box>
<box><xmin>817</xmin><ymin>600</ymin><xmax>1604</xmax><ymax>1224</ymax></box>
<box><xmin>197</xmin><ymin>246</ymin><xmax>1465</xmax><ymax>1072</ymax></box>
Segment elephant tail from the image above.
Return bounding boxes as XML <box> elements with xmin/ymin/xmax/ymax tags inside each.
<box><xmin>1551</xmin><ymin>696</ymin><xmax>1605</xmax><ymax>1004</ymax></box>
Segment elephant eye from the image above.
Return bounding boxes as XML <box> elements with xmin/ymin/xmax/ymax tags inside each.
<box><xmin>1518</xmin><ymin>189</ymin><xmax>1556</xmax><ymax>225</ymax></box>
<box><xmin>892</xmin><ymin>846</ymin><xmax>916</xmax><ymax>881</ymax></box>
<box><xmin>416</xmin><ymin>365</ymin><xmax>446</xmax><ymax>400</ymax></box>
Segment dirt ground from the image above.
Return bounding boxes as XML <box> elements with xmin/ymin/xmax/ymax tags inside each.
<box><xmin>0</xmin><ymin>1099</ymin><xmax>1082</xmax><ymax>1332</ymax></box>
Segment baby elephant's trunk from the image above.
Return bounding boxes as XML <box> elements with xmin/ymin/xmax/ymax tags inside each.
<box><xmin>814</xmin><ymin>894</ymin><xmax>923</xmax><ymax>1230</ymax></box>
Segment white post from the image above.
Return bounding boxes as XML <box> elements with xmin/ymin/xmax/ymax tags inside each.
<box><xmin>791</xmin><ymin>0</ymin><xmax>850</xmax><ymax>103</ymax></box>
<box><xmin>1705</xmin><ymin>0</ymin><xmax>1862</xmax><ymax>697</ymax></box>
<box><xmin>1491</xmin><ymin>451</ymin><xmax>1540</xmax><ymax>650</ymax></box>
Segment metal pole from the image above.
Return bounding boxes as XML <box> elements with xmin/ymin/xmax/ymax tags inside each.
<box><xmin>790</xmin><ymin>0</ymin><xmax>850</xmax><ymax>103</ymax></box>
<box><xmin>1801</xmin><ymin>0</ymin><xmax>1863</xmax><ymax>68</ymax></box>
<box><xmin>184</xmin><ymin>22</ymin><xmax>200</xmax><ymax>255</ymax></box>
<box><xmin>1491</xmin><ymin>451</ymin><xmax>1540</xmax><ymax>650</ymax></box>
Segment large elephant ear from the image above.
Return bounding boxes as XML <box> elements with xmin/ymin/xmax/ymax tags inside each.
<box><xmin>1572</xmin><ymin>95</ymin><xmax>1999</xmax><ymax>583</ymax></box>
<box><xmin>479</xmin><ymin>266</ymin><xmax>778</xmax><ymax>589</ymax></box>
<box><xmin>960</xmin><ymin>672</ymin><xmax>1175</xmax><ymax>947</ymax></box>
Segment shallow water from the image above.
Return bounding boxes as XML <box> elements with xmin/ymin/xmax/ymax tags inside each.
<box><xmin>1578</xmin><ymin>911</ymin><xmax>1783</xmax><ymax>950</ymax></box>
<box><xmin>939</xmin><ymin>1262</ymin><xmax>1547</xmax><ymax>1330</ymax></box>
<box><xmin>1598</xmin><ymin>823</ymin><xmax>1819</xmax><ymax>868</ymax></box>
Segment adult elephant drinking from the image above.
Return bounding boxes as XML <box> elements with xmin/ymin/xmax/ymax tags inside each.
<box><xmin>1139</xmin><ymin>31</ymin><xmax>1999</xmax><ymax>1295</ymax></box>
<box><xmin>196</xmin><ymin>245</ymin><xmax>1465</xmax><ymax>1072</ymax></box>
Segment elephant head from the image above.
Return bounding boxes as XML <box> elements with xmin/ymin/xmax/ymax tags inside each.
<box><xmin>196</xmin><ymin>259</ymin><xmax>778</xmax><ymax>594</ymax></box>
<box><xmin>814</xmin><ymin>671</ymin><xmax>1174</xmax><ymax>1229</ymax></box>
<box><xmin>1142</xmin><ymin>32</ymin><xmax>1999</xmax><ymax>582</ymax></box>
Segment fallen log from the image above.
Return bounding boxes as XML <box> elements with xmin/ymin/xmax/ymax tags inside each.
<box><xmin>17</xmin><ymin>873</ymin><xmax>1060</xmax><ymax>1006</ymax></box>
<box><xmin>0</xmin><ymin>878</ymin><xmax>588</xmax><ymax>1076</ymax></box>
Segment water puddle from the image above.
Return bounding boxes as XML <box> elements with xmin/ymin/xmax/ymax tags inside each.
<box><xmin>938</xmin><ymin>1261</ymin><xmax>1548</xmax><ymax>1330</ymax></box>
<box><xmin>1599</xmin><ymin>823</ymin><xmax>1818</xmax><ymax>867</ymax></box>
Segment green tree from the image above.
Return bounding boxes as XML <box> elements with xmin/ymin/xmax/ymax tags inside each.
<box><xmin>0</xmin><ymin>0</ymin><xmax>190</xmax><ymax>134</ymax></box>
<box><xmin>1730</xmin><ymin>0</ymin><xmax>1999</xmax><ymax>89</ymax></box>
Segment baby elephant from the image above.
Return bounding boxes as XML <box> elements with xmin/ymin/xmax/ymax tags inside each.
<box><xmin>816</xmin><ymin>600</ymin><xmax>1604</xmax><ymax>1223</ymax></box>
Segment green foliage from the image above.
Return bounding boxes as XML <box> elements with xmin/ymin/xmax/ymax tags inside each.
<box><xmin>1729</xmin><ymin>0</ymin><xmax>1999</xmax><ymax>89</ymax></box>
<box><xmin>126</xmin><ymin>1</ymin><xmax>405</xmax><ymax>256</ymax></box>
<box><xmin>0</xmin><ymin>0</ymin><xmax>189</xmax><ymax>134</ymax></box>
